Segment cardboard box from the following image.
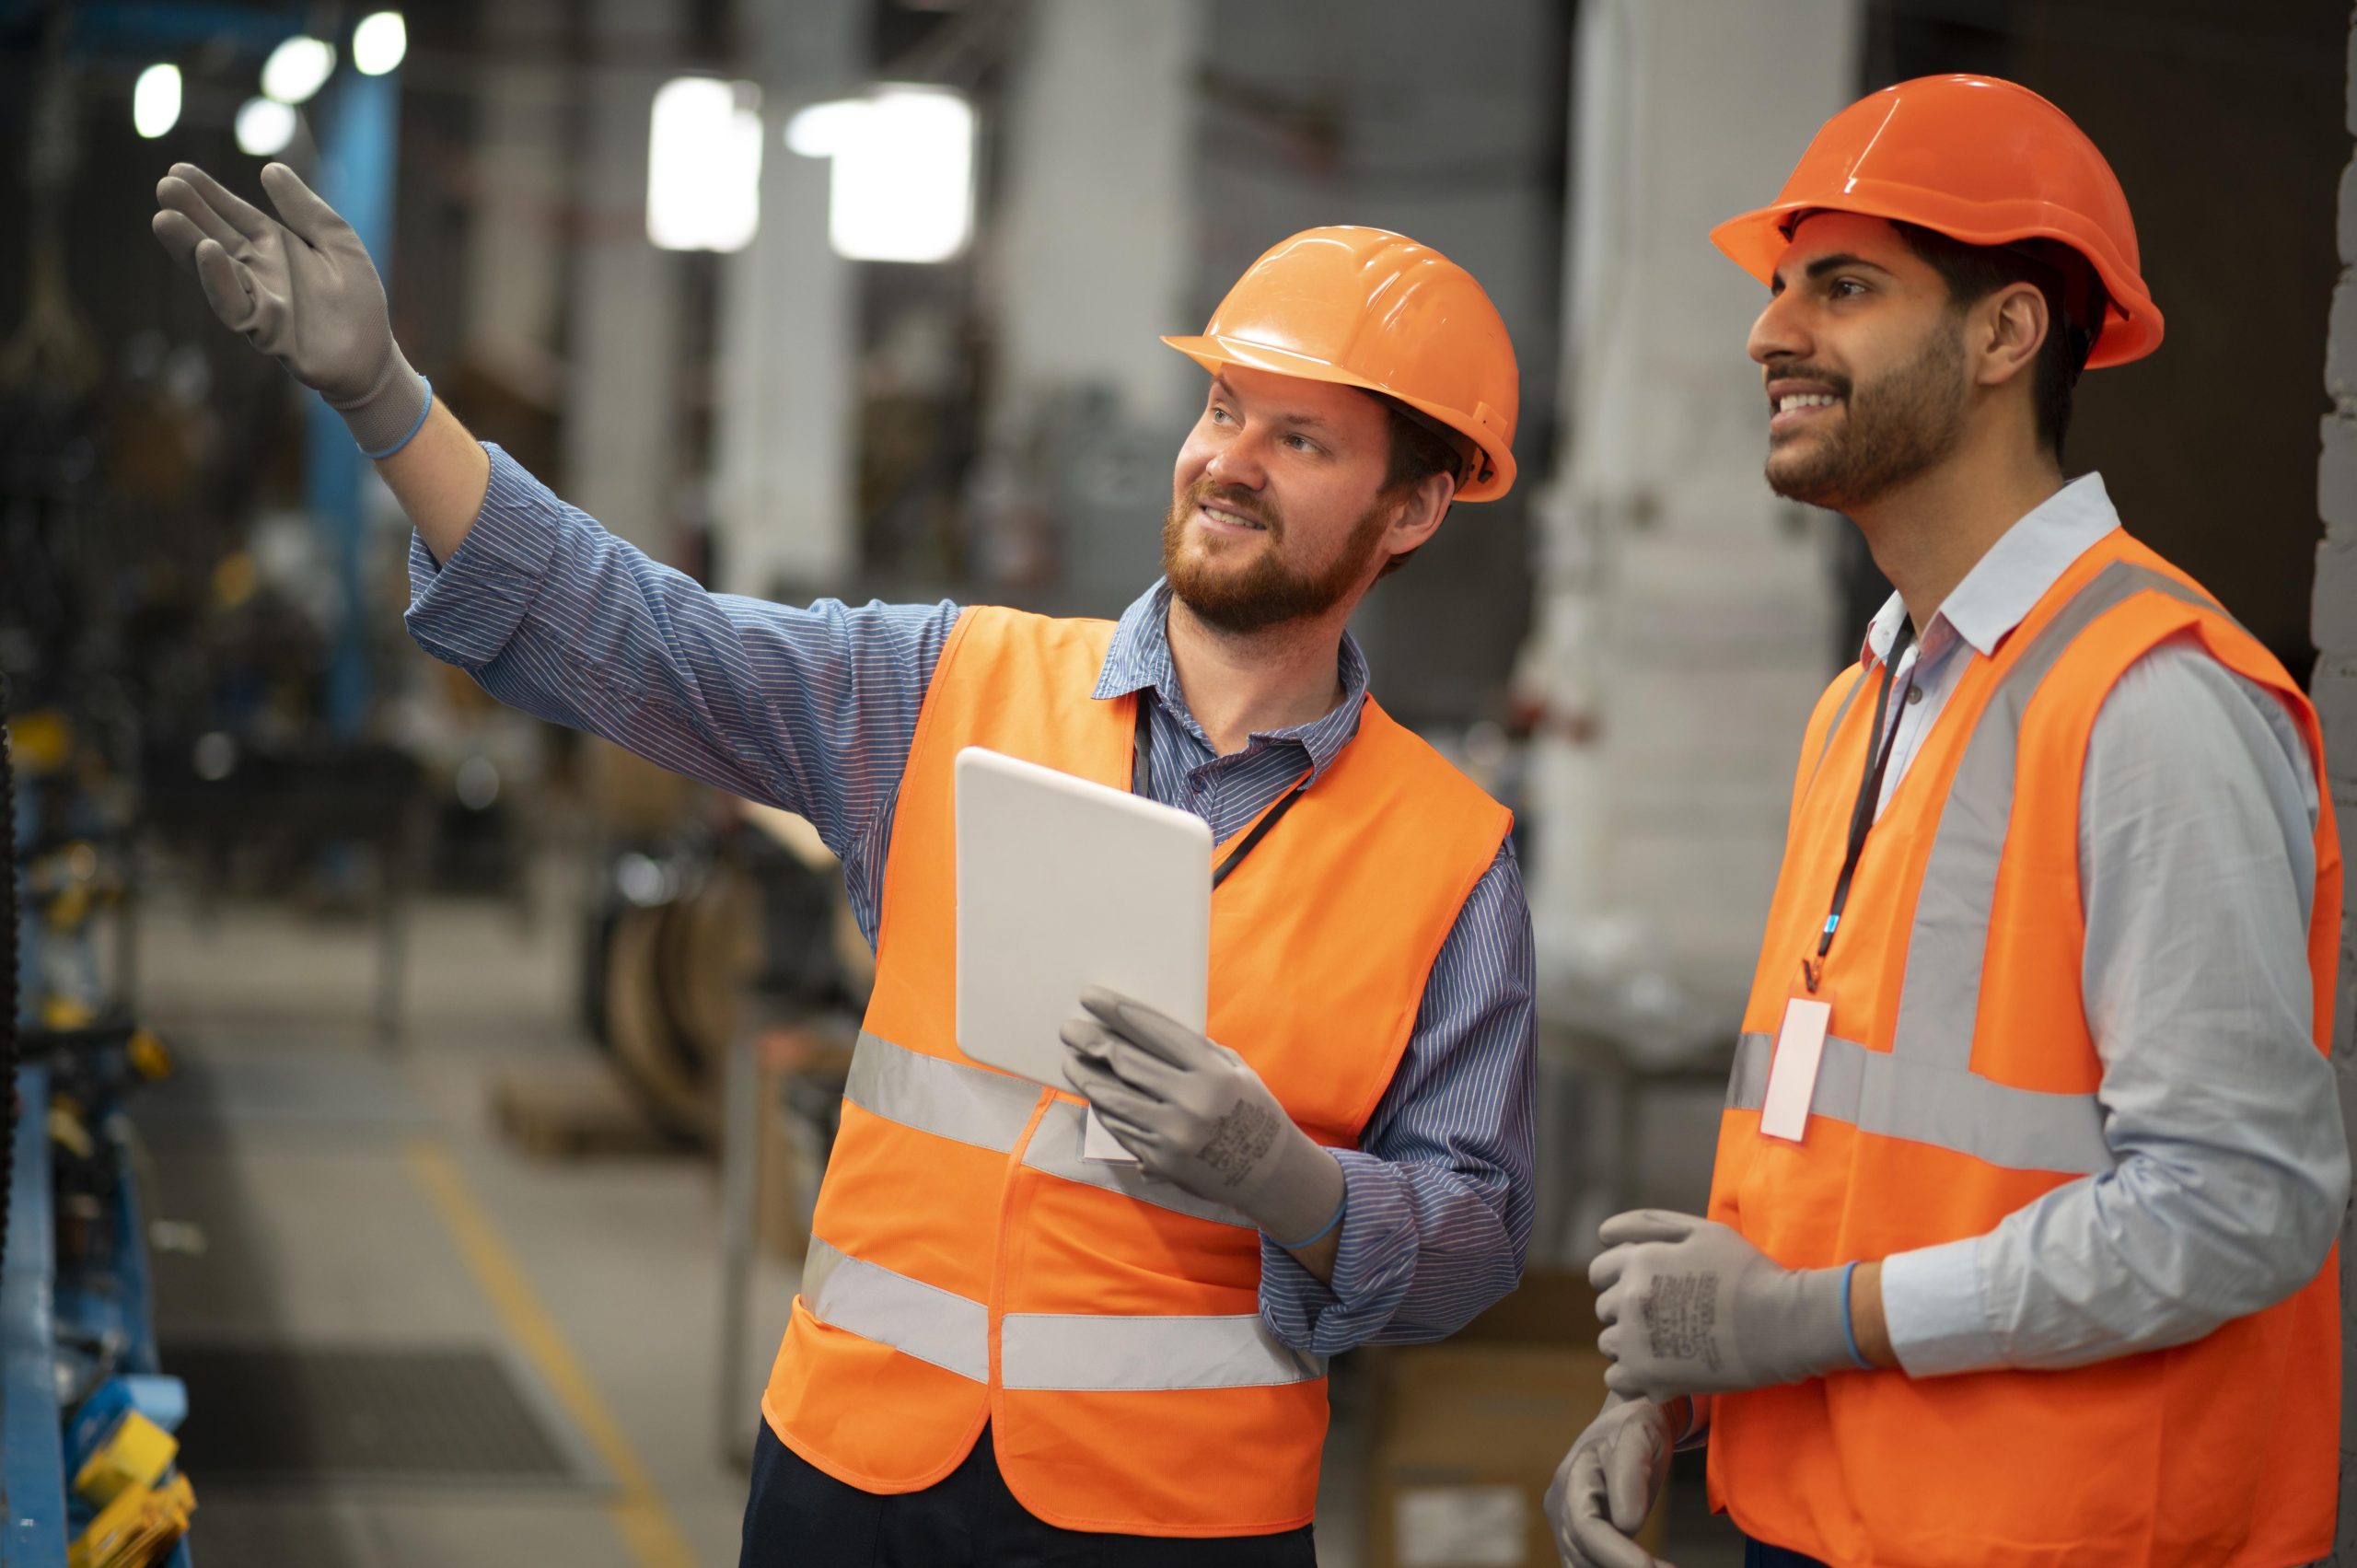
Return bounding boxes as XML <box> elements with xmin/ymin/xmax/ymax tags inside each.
<box><xmin>1365</xmin><ymin>1272</ymin><xmax>1666</xmax><ymax>1568</ymax></box>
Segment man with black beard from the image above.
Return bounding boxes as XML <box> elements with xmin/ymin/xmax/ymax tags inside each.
<box><xmin>152</xmin><ymin>169</ymin><xmax>1534</xmax><ymax>1563</ymax></box>
<box><xmin>1550</xmin><ymin>76</ymin><xmax>2344</xmax><ymax>1568</ymax></box>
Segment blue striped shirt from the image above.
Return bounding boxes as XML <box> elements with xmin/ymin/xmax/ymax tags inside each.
<box><xmin>403</xmin><ymin>445</ymin><xmax>1536</xmax><ymax>1354</ymax></box>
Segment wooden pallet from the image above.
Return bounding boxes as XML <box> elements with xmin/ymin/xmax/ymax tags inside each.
<box><xmin>489</xmin><ymin>1063</ymin><xmax>675</xmax><ymax>1160</ymax></box>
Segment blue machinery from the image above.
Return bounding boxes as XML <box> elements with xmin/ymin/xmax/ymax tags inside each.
<box><xmin>2</xmin><ymin>10</ymin><xmax>404</xmax><ymax>1558</ymax></box>
<box><xmin>0</xmin><ymin>1064</ymin><xmax>189</xmax><ymax>1568</ymax></box>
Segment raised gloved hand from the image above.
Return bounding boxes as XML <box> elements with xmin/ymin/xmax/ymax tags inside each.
<box><xmin>1059</xmin><ymin>987</ymin><xmax>1344</xmax><ymax>1247</ymax></box>
<box><xmin>1591</xmin><ymin>1210</ymin><xmax>1860</xmax><ymax>1400</ymax></box>
<box><xmin>152</xmin><ymin>162</ymin><xmax>429</xmax><ymax>457</ymax></box>
<box><xmin>1545</xmin><ymin>1395</ymin><xmax>1678</xmax><ymax>1568</ymax></box>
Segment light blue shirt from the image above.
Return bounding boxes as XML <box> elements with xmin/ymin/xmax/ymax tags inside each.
<box><xmin>402</xmin><ymin>446</ymin><xmax>1538</xmax><ymax>1358</ymax></box>
<box><xmin>1859</xmin><ymin>474</ymin><xmax>2347</xmax><ymax>1374</ymax></box>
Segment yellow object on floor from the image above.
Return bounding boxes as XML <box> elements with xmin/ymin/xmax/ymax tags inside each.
<box><xmin>67</xmin><ymin>1472</ymin><xmax>195</xmax><ymax>1568</ymax></box>
<box><xmin>72</xmin><ymin>1411</ymin><xmax>178</xmax><ymax>1507</ymax></box>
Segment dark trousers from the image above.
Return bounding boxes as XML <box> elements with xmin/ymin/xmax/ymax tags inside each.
<box><xmin>740</xmin><ymin>1422</ymin><xmax>1318</xmax><ymax>1566</ymax></box>
<box><xmin>1744</xmin><ymin>1538</ymin><xmax>1829</xmax><ymax>1568</ymax></box>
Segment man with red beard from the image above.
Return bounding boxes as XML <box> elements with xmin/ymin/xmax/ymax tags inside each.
<box><xmin>152</xmin><ymin>171</ymin><xmax>1533</xmax><ymax>1564</ymax></box>
<box><xmin>1549</xmin><ymin>76</ymin><xmax>2345</xmax><ymax>1568</ymax></box>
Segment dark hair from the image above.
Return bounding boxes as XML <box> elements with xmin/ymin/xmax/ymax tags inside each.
<box><xmin>1371</xmin><ymin>394</ymin><xmax>1471</xmax><ymax>577</ymax></box>
<box><xmin>1891</xmin><ymin>221</ymin><xmax>2100</xmax><ymax>459</ymax></box>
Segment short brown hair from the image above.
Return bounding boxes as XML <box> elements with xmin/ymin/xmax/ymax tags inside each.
<box><xmin>1371</xmin><ymin>393</ymin><xmax>1471</xmax><ymax>577</ymax></box>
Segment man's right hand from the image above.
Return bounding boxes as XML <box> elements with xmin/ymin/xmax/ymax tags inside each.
<box><xmin>152</xmin><ymin>161</ymin><xmax>429</xmax><ymax>458</ymax></box>
<box><xmin>1545</xmin><ymin>1394</ymin><xmax>1678</xmax><ymax>1568</ymax></box>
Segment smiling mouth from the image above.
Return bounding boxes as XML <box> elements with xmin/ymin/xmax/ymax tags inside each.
<box><xmin>1196</xmin><ymin>502</ymin><xmax>1270</xmax><ymax>533</ymax></box>
<box><xmin>1768</xmin><ymin>392</ymin><xmax>1843</xmax><ymax>435</ymax></box>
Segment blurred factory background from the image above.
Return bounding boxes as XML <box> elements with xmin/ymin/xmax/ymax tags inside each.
<box><xmin>2</xmin><ymin>0</ymin><xmax>2351</xmax><ymax>1565</ymax></box>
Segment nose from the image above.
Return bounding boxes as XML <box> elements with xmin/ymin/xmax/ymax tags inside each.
<box><xmin>1747</xmin><ymin>287</ymin><xmax>1811</xmax><ymax>368</ymax></box>
<box><xmin>1202</xmin><ymin>436</ymin><xmax>1267</xmax><ymax>493</ymax></box>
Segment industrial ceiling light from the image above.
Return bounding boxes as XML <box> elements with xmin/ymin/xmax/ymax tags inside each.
<box><xmin>647</xmin><ymin>76</ymin><xmax>763</xmax><ymax>253</ymax></box>
<box><xmin>353</xmin><ymin>12</ymin><xmax>407</xmax><ymax>75</ymax></box>
<box><xmin>261</xmin><ymin>35</ymin><xmax>335</xmax><ymax>105</ymax></box>
<box><xmin>134</xmin><ymin>64</ymin><xmax>181</xmax><ymax>139</ymax></box>
<box><xmin>235</xmin><ymin>96</ymin><xmax>298</xmax><ymax>157</ymax></box>
<box><xmin>787</xmin><ymin>86</ymin><xmax>974</xmax><ymax>264</ymax></box>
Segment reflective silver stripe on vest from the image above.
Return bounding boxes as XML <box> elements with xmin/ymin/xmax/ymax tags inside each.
<box><xmin>1724</xmin><ymin>1031</ymin><xmax>2110</xmax><ymax>1175</ymax></box>
<box><xmin>1893</xmin><ymin>562</ymin><xmax>2219</xmax><ymax>1077</ymax></box>
<box><xmin>1736</xmin><ymin>560</ymin><xmax>2222</xmax><ymax>1175</ymax></box>
<box><xmin>1020</xmin><ymin>1098</ymin><xmax>1256</xmax><ymax>1229</ymax></box>
<box><xmin>803</xmin><ymin>1239</ymin><xmax>1327</xmax><ymax>1391</ymax></box>
<box><xmin>1001</xmin><ymin>1311</ymin><xmax>1325</xmax><ymax>1392</ymax></box>
<box><xmin>844</xmin><ymin>1031</ymin><xmax>1257</xmax><ymax>1228</ymax></box>
<box><xmin>803</xmin><ymin>1237</ymin><xmax>990</xmax><ymax>1383</ymax></box>
<box><xmin>843</xmin><ymin>1030</ymin><xmax>1044</xmax><ymax>1151</ymax></box>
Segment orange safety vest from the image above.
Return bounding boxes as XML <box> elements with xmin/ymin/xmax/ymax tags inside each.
<box><xmin>759</xmin><ymin>605</ymin><xmax>1512</xmax><ymax>1537</ymax></box>
<box><xmin>1707</xmin><ymin>528</ymin><xmax>2342</xmax><ymax>1567</ymax></box>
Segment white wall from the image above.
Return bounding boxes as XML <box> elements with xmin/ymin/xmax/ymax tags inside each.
<box><xmin>711</xmin><ymin>0</ymin><xmax>864</xmax><ymax>596</ymax></box>
<box><xmin>1524</xmin><ymin>0</ymin><xmax>1864</xmax><ymax>1001</ymax></box>
<box><xmin>462</xmin><ymin>0</ymin><xmax>569</xmax><ymax>411</ymax></box>
<box><xmin>991</xmin><ymin>0</ymin><xmax>1204</xmax><ymax>437</ymax></box>
<box><xmin>561</xmin><ymin>0</ymin><xmax>685</xmax><ymax>551</ymax></box>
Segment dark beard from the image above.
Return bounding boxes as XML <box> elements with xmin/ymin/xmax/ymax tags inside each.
<box><xmin>1765</xmin><ymin>321</ymin><xmax>1968</xmax><ymax>511</ymax></box>
<box><xmin>1160</xmin><ymin>481</ymin><xmax>1393</xmax><ymax>635</ymax></box>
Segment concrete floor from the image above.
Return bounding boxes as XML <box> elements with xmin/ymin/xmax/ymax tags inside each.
<box><xmin>124</xmin><ymin>863</ymin><xmax>1742</xmax><ymax>1568</ymax></box>
<box><xmin>132</xmin><ymin>867</ymin><xmax>798</xmax><ymax>1568</ymax></box>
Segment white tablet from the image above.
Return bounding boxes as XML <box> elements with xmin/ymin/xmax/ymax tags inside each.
<box><xmin>954</xmin><ymin>746</ymin><xmax>1213</xmax><ymax>1102</ymax></box>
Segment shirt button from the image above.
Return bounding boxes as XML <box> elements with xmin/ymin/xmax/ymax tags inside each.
<box><xmin>1906</xmin><ymin>685</ymin><xmax>1925</xmax><ymax>705</ymax></box>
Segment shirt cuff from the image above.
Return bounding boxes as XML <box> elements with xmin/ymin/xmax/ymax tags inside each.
<box><xmin>1880</xmin><ymin>1237</ymin><xmax>2005</xmax><ymax>1376</ymax></box>
<box><xmin>1257</xmin><ymin>1149</ymin><xmax>1415</xmax><ymax>1355</ymax></box>
<box><xmin>402</xmin><ymin>444</ymin><xmax>566</xmax><ymax>668</ymax></box>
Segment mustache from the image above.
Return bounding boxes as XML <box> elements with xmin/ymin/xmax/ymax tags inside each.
<box><xmin>1187</xmin><ymin>480</ymin><xmax>1279</xmax><ymax>534</ymax></box>
<box><xmin>1766</xmin><ymin>363</ymin><xmax>1853</xmax><ymax>400</ymax></box>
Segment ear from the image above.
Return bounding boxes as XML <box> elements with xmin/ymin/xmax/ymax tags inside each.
<box><xmin>1386</xmin><ymin>470</ymin><xmax>1457</xmax><ymax>554</ymax></box>
<box><xmin>1974</xmin><ymin>281</ymin><xmax>2049</xmax><ymax>391</ymax></box>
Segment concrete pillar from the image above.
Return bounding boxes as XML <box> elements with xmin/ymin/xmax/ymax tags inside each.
<box><xmin>1520</xmin><ymin>0</ymin><xmax>1863</xmax><ymax>998</ymax></box>
<box><xmin>2317</xmin><ymin>11</ymin><xmax>2357</xmax><ymax>1559</ymax></box>
<box><xmin>981</xmin><ymin>0</ymin><xmax>1202</xmax><ymax>607</ymax></box>
<box><xmin>562</xmin><ymin>0</ymin><xmax>685</xmax><ymax>552</ymax></box>
<box><xmin>711</xmin><ymin>0</ymin><xmax>864</xmax><ymax>598</ymax></box>
<box><xmin>993</xmin><ymin>0</ymin><xmax>1201</xmax><ymax>436</ymax></box>
<box><xmin>463</xmin><ymin>0</ymin><xmax>570</xmax><ymax>412</ymax></box>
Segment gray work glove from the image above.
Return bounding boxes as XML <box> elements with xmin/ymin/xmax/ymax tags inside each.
<box><xmin>152</xmin><ymin>161</ymin><xmax>429</xmax><ymax>457</ymax></box>
<box><xmin>1545</xmin><ymin>1395</ymin><xmax>1678</xmax><ymax>1568</ymax></box>
<box><xmin>1591</xmin><ymin>1210</ymin><xmax>1857</xmax><ymax>1400</ymax></box>
<box><xmin>1059</xmin><ymin>987</ymin><xmax>1345</xmax><ymax>1247</ymax></box>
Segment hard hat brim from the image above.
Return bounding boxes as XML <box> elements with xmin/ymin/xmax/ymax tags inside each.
<box><xmin>1710</xmin><ymin>196</ymin><xmax>2164</xmax><ymax>370</ymax></box>
<box><xmin>1162</xmin><ymin>331</ymin><xmax>1516</xmax><ymax>502</ymax></box>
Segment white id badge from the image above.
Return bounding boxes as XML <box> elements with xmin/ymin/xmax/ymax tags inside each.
<box><xmin>1759</xmin><ymin>993</ymin><xmax>1832</xmax><ymax>1142</ymax></box>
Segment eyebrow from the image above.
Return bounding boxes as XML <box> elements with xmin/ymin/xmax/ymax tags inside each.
<box><xmin>1209</xmin><ymin>375</ymin><xmax>1335</xmax><ymax>431</ymax></box>
<box><xmin>1773</xmin><ymin>252</ymin><xmax>1898</xmax><ymax>292</ymax></box>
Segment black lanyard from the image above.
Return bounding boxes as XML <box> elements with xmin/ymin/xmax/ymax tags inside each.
<box><xmin>1132</xmin><ymin>694</ymin><xmax>1311</xmax><ymax>890</ymax></box>
<box><xmin>1803</xmin><ymin>620</ymin><xmax>1918</xmax><ymax>994</ymax></box>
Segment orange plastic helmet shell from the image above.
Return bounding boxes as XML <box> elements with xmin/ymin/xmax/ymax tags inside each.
<box><xmin>1712</xmin><ymin>75</ymin><xmax>2163</xmax><ymax>369</ymax></box>
<box><xmin>1163</xmin><ymin>226</ymin><xmax>1519</xmax><ymax>501</ymax></box>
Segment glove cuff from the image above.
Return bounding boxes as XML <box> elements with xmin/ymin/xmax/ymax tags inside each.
<box><xmin>1248</xmin><ymin>1133</ymin><xmax>1346</xmax><ymax>1250</ymax></box>
<box><xmin>328</xmin><ymin>340</ymin><xmax>431</xmax><ymax>459</ymax></box>
<box><xmin>1788</xmin><ymin>1264</ymin><xmax>1866</xmax><ymax>1380</ymax></box>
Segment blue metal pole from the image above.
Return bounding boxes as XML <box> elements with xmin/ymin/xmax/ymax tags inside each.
<box><xmin>307</xmin><ymin>64</ymin><xmax>401</xmax><ymax>738</ymax></box>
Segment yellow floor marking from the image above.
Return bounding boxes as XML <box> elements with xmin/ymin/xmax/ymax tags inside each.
<box><xmin>407</xmin><ymin>1140</ymin><xmax>704</xmax><ymax>1568</ymax></box>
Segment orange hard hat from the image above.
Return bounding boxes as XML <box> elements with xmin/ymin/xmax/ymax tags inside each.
<box><xmin>1163</xmin><ymin>226</ymin><xmax>1519</xmax><ymax>501</ymax></box>
<box><xmin>1711</xmin><ymin>75</ymin><xmax>2162</xmax><ymax>369</ymax></box>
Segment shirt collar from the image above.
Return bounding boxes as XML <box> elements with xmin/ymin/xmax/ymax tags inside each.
<box><xmin>1093</xmin><ymin>578</ymin><xmax>1370</xmax><ymax>784</ymax></box>
<box><xmin>1862</xmin><ymin>471</ymin><xmax>2122</xmax><ymax>668</ymax></box>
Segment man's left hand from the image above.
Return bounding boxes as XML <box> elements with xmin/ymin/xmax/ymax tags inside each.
<box><xmin>1060</xmin><ymin>987</ymin><xmax>1344</xmax><ymax>1248</ymax></box>
<box><xmin>1590</xmin><ymin>1210</ymin><xmax>1858</xmax><ymax>1400</ymax></box>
